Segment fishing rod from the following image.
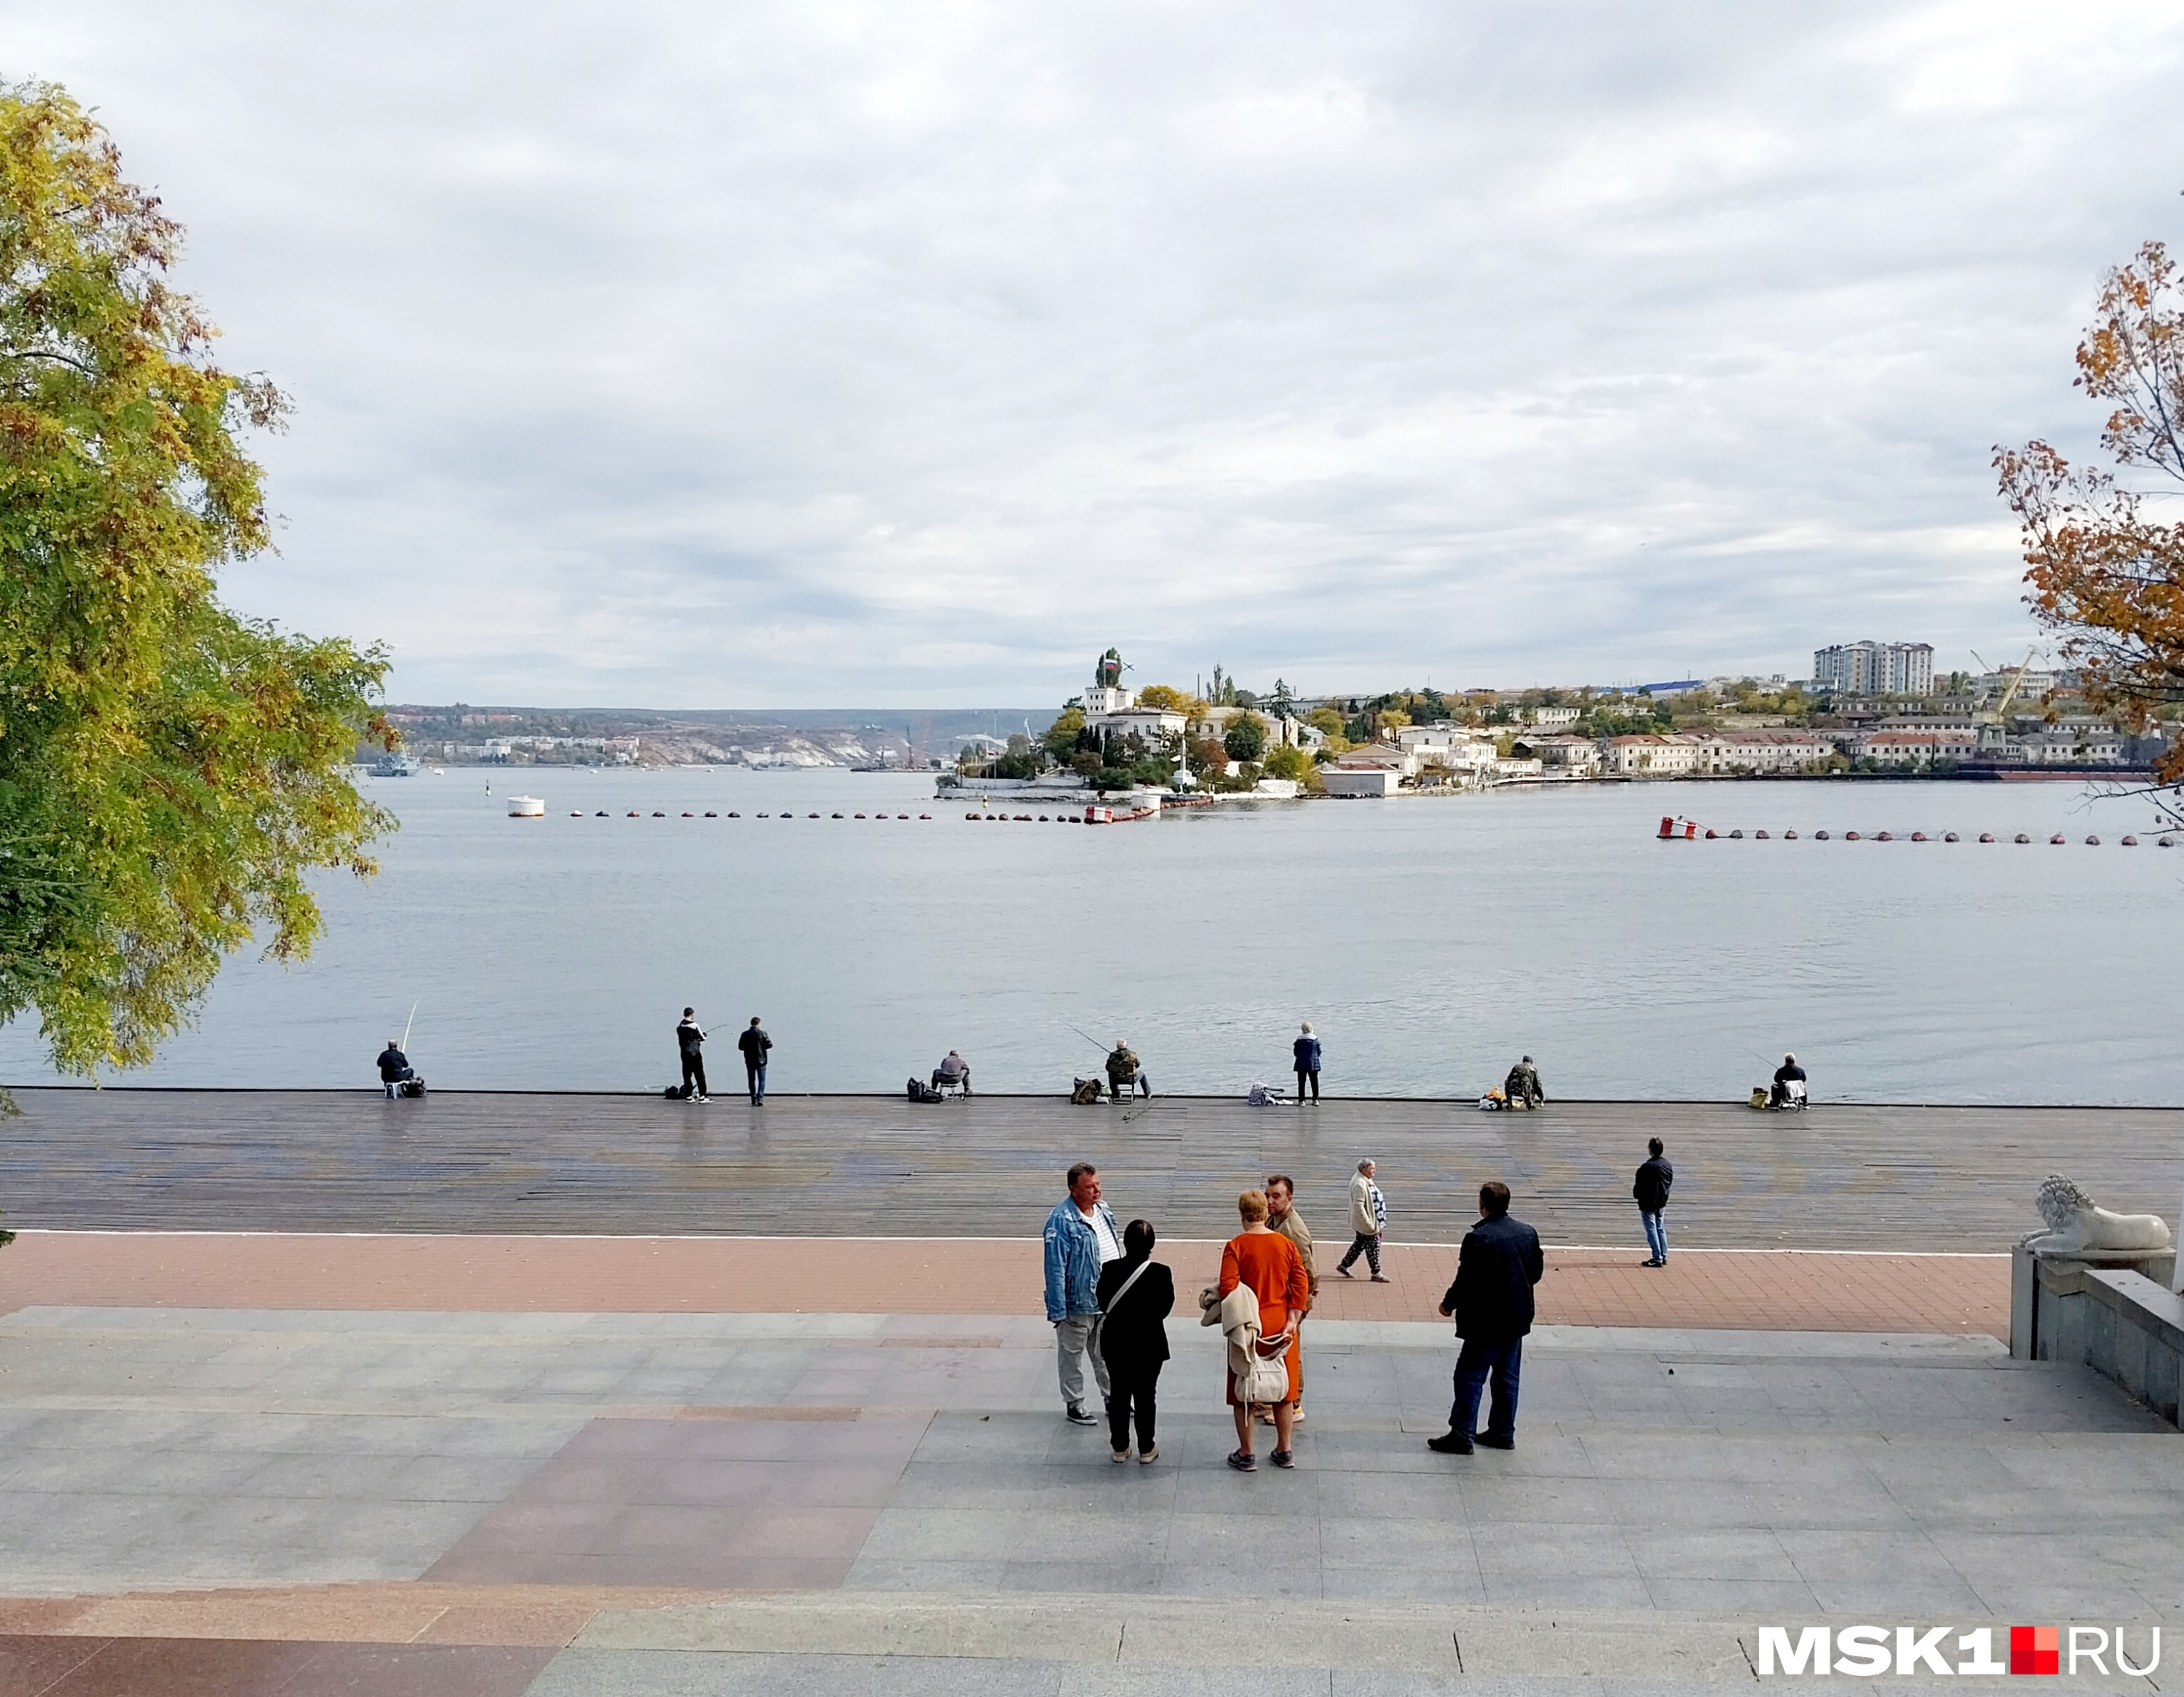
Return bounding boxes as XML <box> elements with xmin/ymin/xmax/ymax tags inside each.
<box><xmin>1064</xmin><ymin>1023</ymin><xmax>1109</xmax><ymax>1053</ymax></box>
<box><xmin>401</xmin><ymin>999</ymin><xmax>419</xmax><ymax>1051</ymax></box>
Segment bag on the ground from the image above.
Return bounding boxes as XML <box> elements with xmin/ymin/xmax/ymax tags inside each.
<box><xmin>397</xmin><ymin>1077</ymin><xmax>427</xmax><ymax>1099</ymax></box>
<box><xmin>1748</xmin><ymin>1087</ymin><xmax>1769</xmax><ymax>1109</ymax></box>
<box><xmin>1070</xmin><ymin>1077</ymin><xmax>1103</xmax><ymax>1105</ymax></box>
<box><xmin>1477</xmin><ymin>1088</ymin><xmax>1504</xmax><ymax>1111</ymax></box>
<box><xmin>1246</xmin><ymin>1081</ymin><xmax>1285</xmax><ymax>1107</ymax></box>
<box><xmin>907</xmin><ymin>1077</ymin><xmax>943</xmax><ymax>1103</ymax></box>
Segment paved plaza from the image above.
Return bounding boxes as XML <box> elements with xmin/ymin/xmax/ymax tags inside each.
<box><xmin>1</xmin><ymin>1093</ymin><xmax>2178</xmax><ymax>1691</ymax></box>
<box><xmin>1</xmin><ymin>1289</ymin><xmax>2180</xmax><ymax>1691</ymax></box>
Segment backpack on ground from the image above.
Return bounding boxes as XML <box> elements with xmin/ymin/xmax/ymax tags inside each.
<box><xmin>1070</xmin><ymin>1077</ymin><xmax>1104</xmax><ymax>1105</ymax></box>
<box><xmin>907</xmin><ymin>1077</ymin><xmax>943</xmax><ymax>1103</ymax></box>
<box><xmin>397</xmin><ymin>1077</ymin><xmax>427</xmax><ymax>1099</ymax></box>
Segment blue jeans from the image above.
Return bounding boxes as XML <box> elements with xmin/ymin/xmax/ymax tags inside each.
<box><xmin>1641</xmin><ymin>1210</ymin><xmax>1667</xmax><ymax>1262</ymax></box>
<box><xmin>1449</xmin><ymin>1337</ymin><xmax>1522</xmax><ymax>1441</ymax></box>
<box><xmin>745</xmin><ymin>1062</ymin><xmax>766</xmax><ymax>1102</ymax></box>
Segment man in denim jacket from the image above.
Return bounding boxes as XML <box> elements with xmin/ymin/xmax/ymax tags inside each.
<box><xmin>1044</xmin><ymin>1162</ymin><xmax>1123</xmax><ymax>1425</ymax></box>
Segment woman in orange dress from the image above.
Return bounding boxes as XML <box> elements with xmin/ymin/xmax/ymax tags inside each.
<box><xmin>1219</xmin><ymin>1187</ymin><xmax>1310</xmax><ymax>1471</ymax></box>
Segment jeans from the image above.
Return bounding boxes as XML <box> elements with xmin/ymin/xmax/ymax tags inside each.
<box><xmin>1641</xmin><ymin>1209</ymin><xmax>1667</xmax><ymax>1262</ymax></box>
<box><xmin>1053</xmin><ymin>1313</ymin><xmax>1110</xmax><ymax>1409</ymax></box>
<box><xmin>1107</xmin><ymin>1362</ymin><xmax>1160</xmax><ymax>1451</ymax></box>
<box><xmin>1337</xmin><ymin>1232</ymin><xmax>1382</xmax><ymax>1275</ymax></box>
<box><xmin>745</xmin><ymin>1061</ymin><xmax>766</xmax><ymax>1102</ymax></box>
<box><xmin>1449</xmin><ymin>1336</ymin><xmax>1522</xmax><ymax>1441</ymax></box>
<box><xmin>1294</xmin><ymin>1068</ymin><xmax>1319</xmax><ymax>1101</ymax></box>
<box><xmin>681</xmin><ymin>1055</ymin><xmax>708</xmax><ymax>1098</ymax></box>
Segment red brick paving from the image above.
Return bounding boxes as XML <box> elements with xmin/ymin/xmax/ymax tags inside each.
<box><xmin>0</xmin><ymin>1231</ymin><xmax>2009</xmax><ymax>1337</ymax></box>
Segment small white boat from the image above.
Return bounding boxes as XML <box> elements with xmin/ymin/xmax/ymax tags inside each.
<box><xmin>507</xmin><ymin>796</ymin><xmax>545</xmax><ymax>818</ymax></box>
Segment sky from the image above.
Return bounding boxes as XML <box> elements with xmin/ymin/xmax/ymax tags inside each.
<box><xmin>9</xmin><ymin>0</ymin><xmax>2183</xmax><ymax>707</ymax></box>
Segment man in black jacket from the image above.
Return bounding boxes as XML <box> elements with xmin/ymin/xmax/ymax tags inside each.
<box><xmin>1428</xmin><ymin>1181</ymin><xmax>1544</xmax><ymax>1455</ymax></box>
<box><xmin>376</xmin><ymin>1040</ymin><xmax>415</xmax><ymax>1099</ymax></box>
<box><xmin>1634</xmin><ymin>1137</ymin><xmax>1673</xmax><ymax>1267</ymax></box>
<box><xmin>737</xmin><ymin>1018</ymin><xmax>772</xmax><ymax>1104</ymax></box>
<box><xmin>676</xmin><ymin>1008</ymin><xmax>708</xmax><ymax>1102</ymax></box>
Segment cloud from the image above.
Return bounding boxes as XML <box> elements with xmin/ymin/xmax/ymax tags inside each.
<box><xmin>10</xmin><ymin>0</ymin><xmax>2183</xmax><ymax>703</ymax></box>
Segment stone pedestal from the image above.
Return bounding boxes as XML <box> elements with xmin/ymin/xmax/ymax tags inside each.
<box><xmin>2011</xmin><ymin>1245</ymin><xmax>2184</xmax><ymax>1427</ymax></box>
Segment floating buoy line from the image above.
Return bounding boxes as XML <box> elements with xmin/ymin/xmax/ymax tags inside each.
<box><xmin>1655</xmin><ymin>815</ymin><xmax>2169</xmax><ymax>847</ymax></box>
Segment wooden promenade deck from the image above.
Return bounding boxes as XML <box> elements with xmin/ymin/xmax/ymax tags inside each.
<box><xmin>1</xmin><ymin>1089</ymin><xmax>2174</xmax><ymax>1249</ymax></box>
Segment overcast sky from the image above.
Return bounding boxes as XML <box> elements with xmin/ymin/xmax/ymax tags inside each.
<box><xmin>11</xmin><ymin>1</ymin><xmax>2183</xmax><ymax>706</ymax></box>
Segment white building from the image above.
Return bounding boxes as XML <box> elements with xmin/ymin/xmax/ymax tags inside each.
<box><xmin>1321</xmin><ymin>767</ymin><xmax>1398</xmax><ymax>797</ymax></box>
<box><xmin>1514</xmin><ymin>735</ymin><xmax>1602</xmax><ymax>775</ymax></box>
<box><xmin>1601</xmin><ymin>734</ymin><xmax>1704</xmax><ymax>776</ymax></box>
<box><xmin>1080</xmin><ymin>653</ymin><xmax>1185</xmax><ymax>743</ymax></box>
<box><xmin>1813</xmin><ymin>641</ymin><xmax>1935</xmax><ymax>697</ymax></box>
<box><xmin>1691</xmin><ymin>731</ymin><xmax>1836</xmax><ymax>775</ymax></box>
<box><xmin>1850</xmin><ymin>729</ymin><xmax>1979</xmax><ymax>766</ymax></box>
<box><xmin>1523</xmin><ymin>705</ymin><xmax>1582</xmax><ymax>728</ymax></box>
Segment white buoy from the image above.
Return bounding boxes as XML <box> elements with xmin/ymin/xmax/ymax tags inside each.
<box><xmin>507</xmin><ymin>796</ymin><xmax>545</xmax><ymax>818</ymax></box>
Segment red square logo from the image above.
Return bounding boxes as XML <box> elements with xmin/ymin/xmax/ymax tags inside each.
<box><xmin>2011</xmin><ymin>1626</ymin><xmax>2059</xmax><ymax>1674</ymax></box>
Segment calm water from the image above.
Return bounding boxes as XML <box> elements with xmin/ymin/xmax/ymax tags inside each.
<box><xmin>4</xmin><ymin>772</ymin><xmax>2177</xmax><ymax>1103</ymax></box>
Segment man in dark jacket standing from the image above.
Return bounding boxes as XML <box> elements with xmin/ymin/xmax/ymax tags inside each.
<box><xmin>737</xmin><ymin>1017</ymin><xmax>772</xmax><ymax>1104</ymax></box>
<box><xmin>1429</xmin><ymin>1181</ymin><xmax>1544</xmax><ymax>1455</ymax></box>
<box><xmin>1634</xmin><ymin>1137</ymin><xmax>1673</xmax><ymax>1267</ymax></box>
<box><xmin>1291</xmin><ymin>1023</ymin><xmax>1321</xmax><ymax>1103</ymax></box>
<box><xmin>676</xmin><ymin>1009</ymin><xmax>708</xmax><ymax>1102</ymax></box>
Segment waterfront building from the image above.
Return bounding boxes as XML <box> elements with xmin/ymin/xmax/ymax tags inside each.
<box><xmin>1690</xmin><ymin>731</ymin><xmax>1836</xmax><ymax>775</ymax></box>
<box><xmin>1320</xmin><ymin>767</ymin><xmax>1399</xmax><ymax>796</ymax></box>
<box><xmin>1600</xmin><ymin>733</ymin><xmax>1704</xmax><ymax>776</ymax></box>
<box><xmin>1851</xmin><ymin>728</ymin><xmax>1979</xmax><ymax>766</ymax></box>
<box><xmin>1813</xmin><ymin>641</ymin><xmax>1935</xmax><ymax>697</ymax></box>
<box><xmin>1512</xmin><ymin>734</ymin><xmax>1601</xmax><ymax>775</ymax></box>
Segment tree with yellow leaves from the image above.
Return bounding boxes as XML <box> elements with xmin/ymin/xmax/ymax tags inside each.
<box><xmin>1</xmin><ymin>82</ymin><xmax>394</xmax><ymax>1075</ymax></box>
<box><xmin>1996</xmin><ymin>240</ymin><xmax>2184</xmax><ymax>786</ymax></box>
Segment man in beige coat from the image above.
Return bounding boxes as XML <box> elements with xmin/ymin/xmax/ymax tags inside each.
<box><xmin>1265</xmin><ymin>1174</ymin><xmax>1317</xmax><ymax>1422</ymax></box>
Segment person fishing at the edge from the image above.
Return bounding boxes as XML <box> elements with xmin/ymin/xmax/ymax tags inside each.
<box><xmin>376</xmin><ymin>1039</ymin><xmax>416</xmax><ymax>1099</ymax></box>
<box><xmin>1107</xmin><ymin>1039</ymin><xmax>1150</xmax><ymax>1101</ymax></box>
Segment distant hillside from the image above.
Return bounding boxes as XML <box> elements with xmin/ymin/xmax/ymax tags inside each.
<box><xmin>373</xmin><ymin>705</ymin><xmax>1053</xmax><ymax>768</ymax></box>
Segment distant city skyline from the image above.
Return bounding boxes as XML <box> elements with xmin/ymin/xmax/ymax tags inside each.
<box><xmin>12</xmin><ymin>0</ymin><xmax>2182</xmax><ymax>706</ymax></box>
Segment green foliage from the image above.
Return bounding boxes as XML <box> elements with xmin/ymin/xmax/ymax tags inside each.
<box><xmin>1261</xmin><ymin>744</ymin><xmax>1311</xmax><ymax>782</ymax></box>
<box><xmin>1223</xmin><ymin>712</ymin><xmax>1269</xmax><ymax>762</ymax></box>
<box><xmin>0</xmin><ymin>82</ymin><xmax>393</xmax><ymax>1074</ymax></box>
<box><xmin>1040</xmin><ymin>704</ymin><xmax>1086</xmax><ymax>764</ymax></box>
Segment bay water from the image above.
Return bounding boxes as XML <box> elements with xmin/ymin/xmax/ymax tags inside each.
<box><xmin>4</xmin><ymin>770</ymin><xmax>2175</xmax><ymax>1104</ymax></box>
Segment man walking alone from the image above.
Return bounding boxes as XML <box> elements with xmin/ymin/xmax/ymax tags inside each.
<box><xmin>1043</xmin><ymin>1163</ymin><xmax>1123</xmax><ymax>1425</ymax></box>
<box><xmin>676</xmin><ymin>1008</ymin><xmax>708</xmax><ymax>1102</ymax></box>
<box><xmin>1634</xmin><ymin>1136</ymin><xmax>1674</xmax><ymax>1267</ymax></box>
<box><xmin>1335</xmin><ymin>1159</ymin><xmax>1389</xmax><ymax>1282</ymax></box>
<box><xmin>1291</xmin><ymin>1023</ymin><xmax>1321</xmax><ymax>1104</ymax></box>
<box><xmin>1429</xmin><ymin>1181</ymin><xmax>1544</xmax><ymax>1455</ymax></box>
<box><xmin>737</xmin><ymin>1017</ymin><xmax>771</xmax><ymax>1104</ymax></box>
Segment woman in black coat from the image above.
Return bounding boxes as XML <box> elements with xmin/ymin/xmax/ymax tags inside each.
<box><xmin>1096</xmin><ymin>1219</ymin><xmax>1175</xmax><ymax>1463</ymax></box>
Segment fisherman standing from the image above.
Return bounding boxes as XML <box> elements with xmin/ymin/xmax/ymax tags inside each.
<box><xmin>1291</xmin><ymin>1023</ymin><xmax>1322</xmax><ymax>1104</ymax></box>
<box><xmin>676</xmin><ymin>1008</ymin><xmax>708</xmax><ymax>1102</ymax></box>
<box><xmin>739</xmin><ymin>1017</ymin><xmax>772</xmax><ymax>1104</ymax></box>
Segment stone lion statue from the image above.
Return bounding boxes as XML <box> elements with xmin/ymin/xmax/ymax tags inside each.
<box><xmin>2018</xmin><ymin>1174</ymin><xmax>2174</xmax><ymax>1255</ymax></box>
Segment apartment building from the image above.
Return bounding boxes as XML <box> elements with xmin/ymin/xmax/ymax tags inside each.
<box><xmin>1813</xmin><ymin>641</ymin><xmax>1935</xmax><ymax>697</ymax></box>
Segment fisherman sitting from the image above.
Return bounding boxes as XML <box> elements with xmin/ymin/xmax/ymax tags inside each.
<box><xmin>1505</xmin><ymin>1055</ymin><xmax>1545</xmax><ymax>1110</ymax></box>
<box><xmin>1769</xmin><ymin>1053</ymin><xmax>1808</xmax><ymax>1109</ymax></box>
<box><xmin>376</xmin><ymin>1039</ymin><xmax>416</xmax><ymax>1100</ymax></box>
<box><xmin>1106</xmin><ymin>1038</ymin><xmax>1150</xmax><ymax>1101</ymax></box>
<box><xmin>932</xmin><ymin>1050</ymin><xmax>973</xmax><ymax>1097</ymax></box>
